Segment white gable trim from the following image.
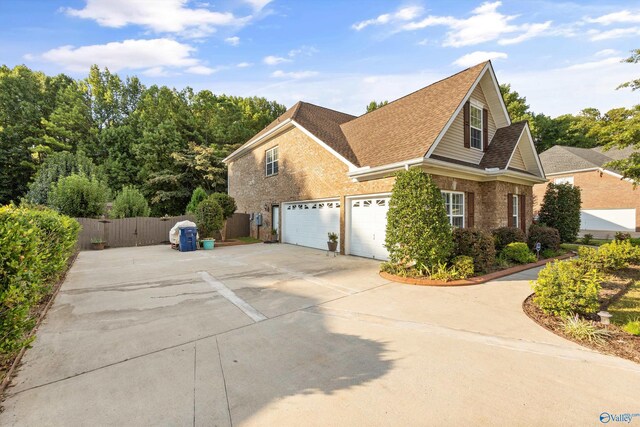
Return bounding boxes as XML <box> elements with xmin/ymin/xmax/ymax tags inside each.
<box><xmin>522</xmin><ymin>123</ymin><xmax>545</xmax><ymax>178</ymax></box>
<box><xmin>223</xmin><ymin>118</ymin><xmax>293</xmax><ymax>163</ymax></box>
<box><xmin>223</xmin><ymin>118</ymin><xmax>358</xmax><ymax>171</ymax></box>
<box><xmin>291</xmin><ymin>120</ymin><xmax>358</xmax><ymax>171</ymax></box>
<box><xmin>425</xmin><ymin>62</ymin><xmax>511</xmax><ymax>159</ymax></box>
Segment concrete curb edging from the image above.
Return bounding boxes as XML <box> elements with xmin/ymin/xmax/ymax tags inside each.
<box><xmin>379</xmin><ymin>252</ymin><xmax>576</xmax><ymax>287</ymax></box>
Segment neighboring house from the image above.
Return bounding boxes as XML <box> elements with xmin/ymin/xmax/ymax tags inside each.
<box><xmin>534</xmin><ymin>145</ymin><xmax>639</xmax><ymax>232</ymax></box>
<box><xmin>223</xmin><ymin>61</ymin><xmax>545</xmax><ymax>259</ymax></box>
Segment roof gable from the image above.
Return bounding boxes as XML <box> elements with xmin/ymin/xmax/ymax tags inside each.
<box><xmin>340</xmin><ymin>62</ymin><xmax>488</xmax><ymax>168</ymax></box>
<box><xmin>539</xmin><ymin>145</ymin><xmax>611</xmax><ymax>174</ymax></box>
<box><xmin>480</xmin><ymin>121</ymin><xmax>527</xmax><ymax>170</ymax></box>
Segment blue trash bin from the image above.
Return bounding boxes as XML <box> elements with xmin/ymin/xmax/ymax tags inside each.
<box><xmin>179</xmin><ymin>227</ymin><xmax>198</xmax><ymax>252</ymax></box>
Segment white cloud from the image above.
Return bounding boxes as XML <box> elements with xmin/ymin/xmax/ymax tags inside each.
<box><xmin>453</xmin><ymin>51</ymin><xmax>507</xmax><ymax>67</ymax></box>
<box><xmin>236</xmin><ymin>62</ymin><xmax>253</xmax><ymax>68</ymax></box>
<box><xmin>587</xmin><ymin>10</ymin><xmax>640</xmax><ymax>26</ymax></box>
<box><xmin>244</xmin><ymin>0</ymin><xmax>272</xmax><ymax>12</ymax></box>
<box><xmin>588</xmin><ymin>27</ymin><xmax>640</xmax><ymax>41</ymax></box>
<box><xmin>39</xmin><ymin>38</ymin><xmax>213</xmax><ymax>74</ymax></box>
<box><xmin>65</xmin><ymin>0</ymin><xmax>250</xmax><ymax>38</ymax></box>
<box><xmin>142</xmin><ymin>66</ymin><xmax>170</xmax><ymax>77</ymax></box>
<box><xmin>271</xmin><ymin>70</ymin><xmax>319</xmax><ymax>79</ymax></box>
<box><xmin>352</xmin><ymin>6</ymin><xmax>423</xmax><ymax>31</ymax></box>
<box><xmin>186</xmin><ymin>65</ymin><xmax>219</xmax><ymax>75</ymax></box>
<box><xmin>263</xmin><ymin>55</ymin><xmax>291</xmax><ymax>65</ymax></box>
<box><xmin>288</xmin><ymin>46</ymin><xmax>318</xmax><ymax>58</ymax></box>
<box><xmin>565</xmin><ymin>56</ymin><xmax>624</xmax><ymax>70</ymax></box>
<box><xmin>401</xmin><ymin>1</ymin><xmax>551</xmax><ymax>47</ymax></box>
<box><xmin>225</xmin><ymin>36</ymin><xmax>240</xmax><ymax>46</ymax></box>
<box><xmin>595</xmin><ymin>48</ymin><xmax>620</xmax><ymax>57</ymax></box>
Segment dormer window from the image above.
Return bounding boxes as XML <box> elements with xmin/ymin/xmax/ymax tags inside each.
<box><xmin>470</xmin><ymin>105</ymin><xmax>483</xmax><ymax>150</ymax></box>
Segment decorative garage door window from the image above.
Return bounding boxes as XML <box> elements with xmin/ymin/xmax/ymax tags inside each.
<box><xmin>286</xmin><ymin>201</ymin><xmax>340</xmax><ymax>210</ymax></box>
<box><xmin>442</xmin><ymin>191</ymin><xmax>465</xmax><ymax>228</ymax></box>
<box><xmin>352</xmin><ymin>199</ymin><xmax>386</xmax><ymax>208</ymax></box>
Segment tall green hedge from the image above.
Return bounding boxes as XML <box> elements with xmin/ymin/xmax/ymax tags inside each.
<box><xmin>110</xmin><ymin>186</ymin><xmax>151</xmax><ymax>218</ymax></box>
<box><xmin>0</xmin><ymin>205</ymin><xmax>79</xmax><ymax>364</ymax></box>
<box><xmin>538</xmin><ymin>183</ymin><xmax>581</xmax><ymax>243</ymax></box>
<box><xmin>384</xmin><ymin>169</ymin><xmax>453</xmax><ymax>272</ymax></box>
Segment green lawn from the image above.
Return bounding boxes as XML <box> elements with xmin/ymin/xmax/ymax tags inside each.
<box><xmin>608</xmin><ymin>279</ymin><xmax>640</xmax><ymax>325</ymax></box>
<box><xmin>236</xmin><ymin>236</ymin><xmax>262</xmax><ymax>243</ymax></box>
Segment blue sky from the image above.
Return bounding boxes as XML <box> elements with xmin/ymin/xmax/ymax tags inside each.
<box><xmin>1</xmin><ymin>0</ymin><xmax>639</xmax><ymax>117</ymax></box>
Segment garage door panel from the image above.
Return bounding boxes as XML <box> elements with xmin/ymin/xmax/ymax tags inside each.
<box><xmin>349</xmin><ymin>196</ymin><xmax>389</xmax><ymax>260</ymax></box>
<box><xmin>580</xmin><ymin>209</ymin><xmax>636</xmax><ymax>232</ymax></box>
<box><xmin>282</xmin><ymin>200</ymin><xmax>340</xmax><ymax>250</ymax></box>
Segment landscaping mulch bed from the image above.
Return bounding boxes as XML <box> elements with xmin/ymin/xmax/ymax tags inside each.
<box><xmin>0</xmin><ymin>252</ymin><xmax>79</xmax><ymax>398</ymax></box>
<box><xmin>381</xmin><ymin>252</ymin><xmax>575</xmax><ymax>286</ymax></box>
<box><xmin>523</xmin><ymin>265</ymin><xmax>640</xmax><ymax>364</ymax></box>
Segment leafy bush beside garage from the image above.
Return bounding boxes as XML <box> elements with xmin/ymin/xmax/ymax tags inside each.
<box><xmin>383</xmin><ymin>169</ymin><xmax>453</xmax><ymax>275</ymax></box>
<box><xmin>0</xmin><ymin>205</ymin><xmax>79</xmax><ymax>367</ymax></box>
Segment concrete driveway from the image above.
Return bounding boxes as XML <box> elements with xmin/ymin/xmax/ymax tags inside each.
<box><xmin>2</xmin><ymin>243</ymin><xmax>639</xmax><ymax>426</ymax></box>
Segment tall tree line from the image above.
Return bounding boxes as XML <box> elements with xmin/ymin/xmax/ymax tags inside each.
<box><xmin>0</xmin><ymin>64</ymin><xmax>286</xmax><ymax>215</ymax></box>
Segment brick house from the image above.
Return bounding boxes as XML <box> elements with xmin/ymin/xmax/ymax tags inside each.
<box><xmin>533</xmin><ymin>145</ymin><xmax>640</xmax><ymax>232</ymax></box>
<box><xmin>223</xmin><ymin>61</ymin><xmax>546</xmax><ymax>259</ymax></box>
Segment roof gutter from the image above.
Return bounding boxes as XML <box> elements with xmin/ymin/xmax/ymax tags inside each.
<box><xmin>347</xmin><ymin>157</ymin><xmax>425</xmax><ymax>180</ymax></box>
<box><xmin>223</xmin><ymin>118</ymin><xmax>293</xmax><ymax>163</ymax></box>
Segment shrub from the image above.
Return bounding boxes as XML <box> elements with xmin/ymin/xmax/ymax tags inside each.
<box><xmin>492</xmin><ymin>227</ymin><xmax>526</xmax><ymax>252</ymax></box>
<box><xmin>425</xmin><ymin>257</ymin><xmax>474</xmax><ymax>282</ymax></box>
<box><xmin>615</xmin><ymin>231</ymin><xmax>631</xmax><ymax>241</ymax></box>
<box><xmin>622</xmin><ymin>319</ymin><xmax>640</xmax><ymax>336</ymax></box>
<box><xmin>209</xmin><ymin>193</ymin><xmax>237</xmax><ymax>220</ymax></box>
<box><xmin>541</xmin><ymin>248</ymin><xmax>560</xmax><ymax>259</ymax></box>
<box><xmin>48</xmin><ymin>174</ymin><xmax>110</xmax><ymax>218</ymax></box>
<box><xmin>195</xmin><ymin>196</ymin><xmax>224</xmax><ymax>238</ymax></box>
<box><xmin>538</xmin><ymin>182</ymin><xmax>582</xmax><ymax>243</ymax></box>
<box><xmin>186</xmin><ymin>187</ymin><xmax>208</xmax><ymax>214</ymax></box>
<box><xmin>110</xmin><ymin>186</ymin><xmax>150</xmax><ymax>218</ymax></box>
<box><xmin>385</xmin><ymin>169</ymin><xmax>453</xmax><ymax>273</ymax></box>
<box><xmin>562</xmin><ymin>315</ymin><xmax>611</xmax><ymax>345</ymax></box>
<box><xmin>532</xmin><ymin>259</ymin><xmax>602</xmax><ymax>316</ymax></box>
<box><xmin>0</xmin><ymin>205</ymin><xmax>79</xmax><ymax>362</ymax></box>
<box><xmin>578</xmin><ymin>240</ymin><xmax>640</xmax><ymax>272</ymax></box>
<box><xmin>527</xmin><ymin>224</ymin><xmax>561</xmax><ymax>252</ymax></box>
<box><xmin>630</xmin><ymin>238</ymin><xmax>640</xmax><ymax>247</ymax></box>
<box><xmin>500</xmin><ymin>242</ymin><xmax>536</xmax><ymax>264</ymax></box>
<box><xmin>581</xmin><ymin>233</ymin><xmax>594</xmax><ymax>245</ymax></box>
<box><xmin>452</xmin><ymin>228</ymin><xmax>496</xmax><ymax>273</ymax></box>
<box><xmin>451</xmin><ymin>255</ymin><xmax>474</xmax><ymax>278</ymax></box>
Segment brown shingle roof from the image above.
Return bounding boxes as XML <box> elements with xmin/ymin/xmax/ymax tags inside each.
<box><xmin>479</xmin><ymin>121</ymin><xmax>527</xmax><ymax>169</ymax></box>
<box><xmin>230</xmin><ymin>101</ymin><xmax>358</xmax><ymax>165</ymax></box>
<box><xmin>340</xmin><ymin>62</ymin><xmax>488</xmax><ymax>168</ymax></box>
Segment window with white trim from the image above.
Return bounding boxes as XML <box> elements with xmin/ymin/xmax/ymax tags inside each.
<box><xmin>470</xmin><ymin>105</ymin><xmax>483</xmax><ymax>150</ymax></box>
<box><xmin>265</xmin><ymin>146</ymin><xmax>278</xmax><ymax>176</ymax></box>
<box><xmin>554</xmin><ymin>176</ymin><xmax>574</xmax><ymax>186</ymax></box>
<box><xmin>442</xmin><ymin>191</ymin><xmax>465</xmax><ymax>228</ymax></box>
<box><xmin>512</xmin><ymin>195</ymin><xmax>519</xmax><ymax>228</ymax></box>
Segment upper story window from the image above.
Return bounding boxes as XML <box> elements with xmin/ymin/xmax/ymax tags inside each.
<box><xmin>266</xmin><ymin>146</ymin><xmax>279</xmax><ymax>176</ymax></box>
<box><xmin>442</xmin><ymin>191</ymin><xmax>465</xmax><ymax>228</ymax></box>
<box><xmin>470</xmin><ymin>105</ymin><xmax>483</xmax><ymax>150</ymax></box>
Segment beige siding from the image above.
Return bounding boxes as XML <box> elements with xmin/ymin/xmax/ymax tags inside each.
<box><xmin>516</xmin><ymin>133</ymin><xmax>542</xmax><ymax>177</ymax></box>
<box><xmin>510</xmin><ymin>146</ymin><xmax>526</xmax><ymax>170</ymax></box>
<box><xmin>431</xmin><ymin>84</ymin><xmax>497</xmax><ymax>165</ymax></box>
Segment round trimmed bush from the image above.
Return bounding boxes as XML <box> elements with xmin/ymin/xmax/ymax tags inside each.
<box><xmin>186</xmin><ymin>187</ymin><xmax>208</xmax><ymax>214</ymax></box>
<box><xmin>492</xmin><ymin>226</ymin><xmax>526</xmax><ymax>252</ymax></box>
<box><xmin>209</xmin><ymin>193</ymin><xmax>237</xmax><ymax>220</ymax></box>
<box><xmin>195</xmin><ymin>196</ymin><xmax>224</xmax><ymax>239</ymax></box>
<box><xmin>452</xmin><ymin>228</ymin><xmax>496</xmax><ymax>273</ymax></box>
<box><xmin>110</xmin><ymin>186</ymin><xmax>150</xmax><ymax>218</ymax></box>
<box><xmin>527</xmin><ymin>224</ymin><xmax>560</xmax><ymax>252</ymax></box>
<box><xmin>500</xmin><ymin>242</ymin><xmax>536</xmax><ymax>264</ymax></box>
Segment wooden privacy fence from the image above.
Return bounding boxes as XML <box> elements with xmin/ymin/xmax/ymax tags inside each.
<box><xmin>76</xmin><ymin>213</ymin><xmax>250</xmax><ymax>250</ymax></box>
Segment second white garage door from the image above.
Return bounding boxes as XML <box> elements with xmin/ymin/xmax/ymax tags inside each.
<box><xmin>282</xmin><ymin>199</ymin><xmax>340</xmax><ymax>250</ymax></box>
<box><xmin>581</xmin><ymin>208</ymin><xmax>636</xmax><ymax>232</ymax></box>
<box><xmin>348</xmin><ymin>196</ymin><xmax>390</xmax><ymax>260</ymax></box>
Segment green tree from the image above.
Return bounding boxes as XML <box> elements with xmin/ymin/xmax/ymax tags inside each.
<box><xmin>25</xmin><ymin>151</ymin><xmax>103</xmax><ymax>205</ymax></box>
<box><xmin>48</xmin><ymin>174</ymin><xmax>110</xmax><ymax>218</ymax></box>
<box><xmin>384</xmin><ymin>169</ymin><xmax>453</xmax><ymax>272</ymax></box>
<box><xmin>186</xmin><ymin>187</ymin><xmax>208</xmax><ymax>214</ymax></box>
<box><xmin>110</xmin><ymin>186</ymin><xmax>150</xmax><ymax>218</ymax></box>
<box><xmin>617</xmin><ymin>48</ymin><xmax>640</xmax><ymax>92</ymax></box>
<box><xmin>538</xmin><ymin>183</ymin><xmax>582</xmax><ymax>243</ymax></box>
<box><xmin>366</xmin><ymin>100</ymin><xmax>389</xmax><ymax>113</ymax></box>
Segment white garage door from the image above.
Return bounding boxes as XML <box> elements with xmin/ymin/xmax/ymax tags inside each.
<box><xmin>581</xmin><ymin>209</ymin><xmax>636</xmax><ymax>232</ymax></box>
<box><xmin>348</xmin><ymin>196</ymin><xmax>390</xmax><ymax>260</ymax></box>
<box><xmin>282</xmin><ymin>199</ymin><xmax>340</xmax><ymax>250</ymax></box>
